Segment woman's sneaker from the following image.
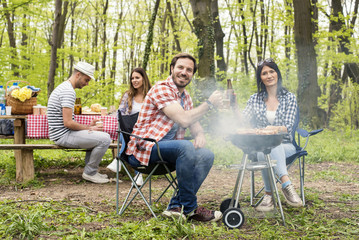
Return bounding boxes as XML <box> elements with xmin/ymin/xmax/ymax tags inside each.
<box><xmin>282</xmin><ymin>184</ymin><xmax>303</xmax><ymax>207</ymax></box>
<box><xmin>187</xmin><ymin>206</ymin><xmax>222</xmax><ymax>222</ymax></box>
<box><xmin>106</xmin><ymin>159</ymin><xmax>121</xmax><ymax>172</ymax></box>
<box><xmin>135</xmin><ymin>174</ymin><xmax>144</xmax><ymax>186</ymax></box>
<box><xmin>255</xmin><ymin>194</ymin><xmax>274</xmax><ymax>212</ymax></box>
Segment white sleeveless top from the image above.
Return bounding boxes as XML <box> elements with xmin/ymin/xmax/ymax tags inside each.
<box><xmin>130</xmin><ymin>99</ymin><xmax>143</xmax><ymax>114</ymax></box>
<box><xmin>266</xmin><ymin>111</ymin><xmax>276</xmax><ymax>125</ymax></box>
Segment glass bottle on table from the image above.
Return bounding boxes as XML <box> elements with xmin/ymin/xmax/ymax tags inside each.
<box><xmin>74</xmin><ymin>98</ymin><xmax>82</xmax><ymax>115</ymax></box>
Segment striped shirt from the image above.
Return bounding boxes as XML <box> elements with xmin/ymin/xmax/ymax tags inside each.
<box><xmin>243</xmin><ymin>91</ymin><xmax>297</xmax><ymax>142</ymax></box>
<box><xmin>126</xmin><ymin>76</ymin><xmax>193</xmax><ymax>166</ymax></box>
<box><xmin>47</xmin><ymin>81</ymin><xmax>76</xmax><ymax>141</ymax></box>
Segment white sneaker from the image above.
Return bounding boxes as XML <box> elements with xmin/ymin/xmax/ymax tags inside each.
<box><xmin>135</xmin><ymin>174</ymin><xmax>143</xmax><ymax>186</ymax></box>
<box><xmin>97</xmin><ymin>172</ymin><xmax>108</xmax><ymax>179</ymax></box>
<box><xmin>82</xmin><ymin>172</ymin><xmax>110</xmax><ymax>184</ymax></box>
<box><xmin>107</xmin><ymin>159</ymin><xmax>121</xmax><ymax>172</ymax></box>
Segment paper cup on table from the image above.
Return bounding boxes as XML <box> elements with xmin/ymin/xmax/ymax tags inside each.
<box><xmin>40</xmin><ymin>106</ymin><xmax>47</xmax><ymax>115</ymax></box>
<box><xmin>101</xmin><ymin>107</ymin><xmax>107</xmax><ymax>116</ymax></box>
<box><xmin>33</xmin><ymin>105</ymin><xmax>41</xmax><ymax>115</ymax></box>
<box><xmin>96</xmin><ymin>120</ymin><xmax>103</xmax><ymax>127</ymax></box>
<box><xmin>5</xmin><ymin>106</ymin><xmax>12</xmax><ymax>115</ymax></box>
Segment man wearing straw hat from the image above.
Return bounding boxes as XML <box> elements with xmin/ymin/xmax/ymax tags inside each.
<box><xmin>47</xmin><ymin>61</ymin><xmax>111</xmax><ymax>184</ymax></box>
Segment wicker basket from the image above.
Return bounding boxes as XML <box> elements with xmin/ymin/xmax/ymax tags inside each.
<box><xmin>5</xmin><ymin>80</ymin><xmax>39</xmax><ymax>115</ymax></box>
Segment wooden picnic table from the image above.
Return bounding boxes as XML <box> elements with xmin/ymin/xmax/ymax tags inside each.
<box><xmin>0</xmin><ymin>114</ymin><xmax>119</xmax><ymax>182</ymax></box>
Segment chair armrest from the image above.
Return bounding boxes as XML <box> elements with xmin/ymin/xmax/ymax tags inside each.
<box><xmin>296</xmin><ymin>128</ymin><xmax>323</xmax><ymax>150</ymax></box>
<box><xmin>119</xmin><ymin>130</ymin><xmax>157</xmax><ymax>142</ymax></box>
<box><xmin>308</xmin><ymin>129</ymin><xmax>323</xmax><ymax>136</ymax></box>
<box><xmin>118</xmin><ymin>130</ymin><xmax>165</xmax><ymax>161</ymax></box>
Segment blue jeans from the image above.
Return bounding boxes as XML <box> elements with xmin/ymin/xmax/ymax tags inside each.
<box><xmin>128</xmin><ymin>139</ymin><xmax>214</xmax><ymax>214</ymax></box>
<box><xmin>257</xmin><ymin>143</ymin><xmax>297</xmax><ymax>192</ymax></box>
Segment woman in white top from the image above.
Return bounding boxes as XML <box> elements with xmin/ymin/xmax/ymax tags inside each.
<box><xmin>107</xmin><ymin>67</ymin><xmax>152</xmax><ymax>186</ymax></box>
<box><xmin>239</xmin><ymin>58</ymin><xmax>302</xmax><ymax>212</ymax></box>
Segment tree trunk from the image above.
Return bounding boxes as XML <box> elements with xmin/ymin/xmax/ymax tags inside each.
<box><xmin>236</xmin><ymin>0</ymin><xmax>249</xmax><ymax>75</ymax></box>
<box><xmin>160</xmin><ymin>3</ymin><xmax>169</xmax><ymax>74</ymax></box>
<box><xmin>211</xmin><ymin>0</ymin><xmax>226</xmax><ymax>80</ymax></box>
<box><xmin>337</xmin><ymin>0</ymin><xmax>359</xmax><ymax>84</ymax></box>
<box><xmin>57</xmin><ymin>0</ymin><xmax>68</xmax><ymax>48</ymax></box>
<box><xmin>167</xmin><ymin>0</ymin><xmax>181</xmax><ymax>52</ymax></box>
<box><xmin>47</xmin><ymin>0</ymin><xmax>63</xmax><ymax>99</ymax></box>
<box><xmin>284</xmin><ymin>0</ymin><xmax>293</xmax><ymax>82</ymax></box>
<box><xmin>142</xmin><ymin>0</ymin><xmax>161</xmax><ymax>71</ymax></box>
<box><xmin>101</xmin><ymin>0</ymin><xmax>109</xmax><ymax>82</ymax></box>
<box><xmin>190</xmin><ymin>0</ymin><xmax>216</xmax><ymax>96</ymax></box>
<box><xmin>293</xmin><ymin>0</ymin><xmax>325</xmax><ymax>128</ymax></box>
<box><xmin>68</xmin><ymin>2</ymin><xmax>77</xmax><ymax>79</ymax></box>
<box><xmin>21</xmin><ymin>14</ymin><xmax>28</xmax><ymax>62</ymax></box>
<box><xmin>2</xmin><ymin>0</ymin><xmax>19</xmax><ymax>77</ymax></box>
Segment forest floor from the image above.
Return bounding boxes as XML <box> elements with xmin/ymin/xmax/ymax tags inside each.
<box><xmin>1</xmin><ymin>161</ymin><xmax>358</xmax><ymax>224</ymax></box>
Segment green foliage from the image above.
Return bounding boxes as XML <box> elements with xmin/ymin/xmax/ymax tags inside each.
<box><xmin>305</xmin><ymin>129</ymin><xmax>359</xmax><ymax>163</ymax></box>
<box><xmin>1</xmin><ymin>207</ymin><xmax>52</xmax><ymax>240</ymax></box>
<box><xmin>329</xmin><ymin>82</ymin><xmax>359</xmax><ymax>131</ymax></box>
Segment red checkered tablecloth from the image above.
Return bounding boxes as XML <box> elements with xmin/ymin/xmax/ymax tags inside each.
<box><xmin>27</xmin><ymin>115</ymin><xmax>118</xmax><ymax>140</ymax></box>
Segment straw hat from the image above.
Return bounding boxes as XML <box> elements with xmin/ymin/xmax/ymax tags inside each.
<box><xmin>74</xmin><ymin>61</ymin><xmax>95</xmax><ymax>80</ymax></box>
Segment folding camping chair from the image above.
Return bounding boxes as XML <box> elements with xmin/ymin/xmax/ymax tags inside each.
<box><xmin>115</xmin><ymin>110</ymin><xmax>178</xmax><ymax>218</ymax></box>
<box><xmin>250</xmin><ymin>107</ymin><xmax>323</xmax><ymax>206</ymax></box>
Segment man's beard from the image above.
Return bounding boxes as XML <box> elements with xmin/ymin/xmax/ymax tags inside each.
<box><xmin>172</xmin><ymin>74</ymin><xmax>191</xmax><ymax>89</ymax></box>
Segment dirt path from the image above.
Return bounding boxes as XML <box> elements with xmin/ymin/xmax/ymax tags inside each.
<box><xmin>1</xmin><ymin>162</ymin><xmax>358</xmax><ymax>219</ymax></box>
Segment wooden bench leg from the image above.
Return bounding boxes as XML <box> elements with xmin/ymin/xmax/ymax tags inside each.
<box><xmin>15</xmin><ymin>149</ymin><xmax>35</xmax><ymax>182</ymax></box>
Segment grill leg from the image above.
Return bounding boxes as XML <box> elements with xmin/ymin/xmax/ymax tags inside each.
<box><xmin>265</xmin><ymin>154</ymin><xmax>286</xmax><ymax>226</ymax></box>
<box><xmin>231</xmin><ymin>154</ymin><xmax>248</xmax><ymax>208</ymax></box>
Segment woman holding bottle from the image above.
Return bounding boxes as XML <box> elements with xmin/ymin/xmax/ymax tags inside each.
<box><xmin>107</xmin><ymin>67</ymin><xmax>152</xmax><ymax>186</ymax></box>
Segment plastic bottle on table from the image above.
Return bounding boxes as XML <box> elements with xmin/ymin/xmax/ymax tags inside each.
<box><xmin>8</xmin><ymin>82</ymin><xmax>20</xmax><ymax>94</ymax></box>
<box><xmin>0</xmin><ymin>85</ymin><xmax>6</xmax><ymax>115</ymax></box>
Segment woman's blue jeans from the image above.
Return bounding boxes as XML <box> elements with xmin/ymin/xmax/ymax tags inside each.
<box><xmin>256</xmin><ymin>143</ymin><xmax>296</xmax><ymax>192</ymax></box>
<box><xmin>128</xmin><ymin>139</ymin><xmax>214</xmax><ymax>214</ymax></box>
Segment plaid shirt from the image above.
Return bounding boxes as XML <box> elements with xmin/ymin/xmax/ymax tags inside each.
<box><xmin>118</xmin><ymin>91</ymin><xmax>131</xmax><ymax>115</ymax></box>
<box><xmin>243</xmin><ymin>91</ymin><xmax>297</xmax><ymax>142</ymax></box>
<box><xmin>126</xmin><ymin>76</ymin><xmax>193</xmax><ymax>166</ymax></box>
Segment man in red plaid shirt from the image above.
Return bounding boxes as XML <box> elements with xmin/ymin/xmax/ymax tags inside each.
<box><xmin>126</xmin><ymin>53</ymin><xmax>223</xmax><ymax>222</ymax></box>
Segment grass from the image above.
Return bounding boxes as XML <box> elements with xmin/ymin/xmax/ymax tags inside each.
<box><xmin>0</xmin><ymin>129</ymin><xmax>358</xmax><ymax>239</ymax></box>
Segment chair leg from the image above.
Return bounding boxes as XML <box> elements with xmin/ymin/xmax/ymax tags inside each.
<box><xmin>149</xmin><ymin>177</ymin><xmax>152</xmax><ymax>206</ymax></box>
<box><xmin>119</xmin><ymin>163</ymin><xmax>158</xmax><ymax>218</ymax></box>
<box><xmin>116</xmin><ymin>158</ymin><xmax>120</xmax><ymax>214</ymax></box>
<box><xmin>299</xmin><ymin>156</ymin><xmax>305</xmax><ymax>206</ymax></box>
<box><xmin>155</xmin><ymin>174</ymin><xmax>177</xmax><ymax>203</ymax></box>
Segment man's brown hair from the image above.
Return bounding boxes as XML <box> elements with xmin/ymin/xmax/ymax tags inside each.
<box><xmin>169</xmin><ymin>53</ymin><xmax>197</xmax><ymax>75</ymax></box>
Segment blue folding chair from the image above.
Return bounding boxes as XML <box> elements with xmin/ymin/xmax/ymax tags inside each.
<box><xmin>251</xmin><ymin>107</ymin><xmax>323</xmax><ymax>206</ymax></box>
<box><xmin>285</xmin><ymin>107</ymin><xmax>323</xmax><ymax>205</ymax></box>
<box><xmin>115</xmin><ymin>111</ymin><xmax>178</xmax><ymax>217</ymax></box>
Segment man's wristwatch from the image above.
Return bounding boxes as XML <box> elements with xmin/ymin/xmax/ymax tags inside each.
<box><xmin>206</xmin><ymin>99</ymin><xmax>214</xmax><ymax>110</ymax></box>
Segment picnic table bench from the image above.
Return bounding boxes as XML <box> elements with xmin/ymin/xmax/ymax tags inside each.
<box><xmin>0</xmin><ymin>114</ymin><xmax>119</xmax><ymax>183</ymax></box>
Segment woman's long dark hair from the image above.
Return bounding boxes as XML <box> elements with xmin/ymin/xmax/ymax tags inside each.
<box><xmin>120</xmin><ymin>67</ymin><xmax>152</xmax><ymax>112</ymax></box>
<box><xmin>256</xmin><ymin>60</ymin><xmax>287</xmax><ymax>97</ymax></box>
